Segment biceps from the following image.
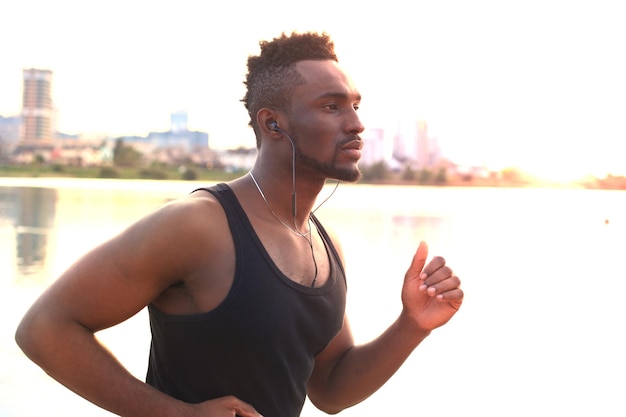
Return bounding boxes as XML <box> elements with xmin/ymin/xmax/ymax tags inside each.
<box><xmin>308</xmin><ymin>316</ymin><xmax>354</xmax><ymax>395</ymax></box>
<box><xmin>42</xmin><ymin>237</ymin><xmax>169</xmax><ymax>332</ymax></box>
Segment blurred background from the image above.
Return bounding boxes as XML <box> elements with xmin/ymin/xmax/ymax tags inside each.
<box><xmin>1</xmin><ymin>0</ymin><xmax>625</xmax><ymax>183</ymax></box>
<box><xmin>1</xmin><ymin>1</ymin><xmax>625</xmax><ymax>416</ymax></box>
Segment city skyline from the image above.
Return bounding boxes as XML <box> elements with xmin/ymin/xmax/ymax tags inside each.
<box><xmin>2</xmin><ymin>0</ymin><xmax>625</xmax><ymax>181</ymax></box>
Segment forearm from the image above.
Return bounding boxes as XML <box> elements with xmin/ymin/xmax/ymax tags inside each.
<box><xmin>16</xmin><ymin>313</ymin><xmax>189</xmax><ymax>417</ymax></box>
<box><xmin>313</xmin><ymin>313</ymin><xmax>430</xmax><ymax>413</ymax></box>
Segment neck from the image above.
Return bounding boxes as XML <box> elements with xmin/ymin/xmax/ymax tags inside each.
<box><xmin>248</xmin><ymin>166</ymin><xmax>323</xmax><ymax>225</ymax></box>
<box><xmin>248</xmin><ymin>171</ymin><xmax>312</xmax><ymax>236</ymax></box>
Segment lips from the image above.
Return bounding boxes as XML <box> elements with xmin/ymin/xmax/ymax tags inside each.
<box><xmin>340</xmin><ymin>139</ymin><xmax>363</xmax><ymax>160</ymax></box>
<box><xmin>340</xmin><ymin>138</ymin><xmax>363</xmax><ymax>151</ymax></box>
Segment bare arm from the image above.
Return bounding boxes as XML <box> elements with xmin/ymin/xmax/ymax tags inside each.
<box><xmin>308</xmin><ymin>241</ymin><xmax>463</xmax><ymax>413</ymax></box>
<box><xmin>15</xmin><ymin>197</ymin><xmax>262</xmax><ymax>417</ymax></box>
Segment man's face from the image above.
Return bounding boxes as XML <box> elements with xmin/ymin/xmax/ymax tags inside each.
<box><xmin>287</xmin><ymin>60</ymin><xmax>365</xmax><ymax>182</ymax></box>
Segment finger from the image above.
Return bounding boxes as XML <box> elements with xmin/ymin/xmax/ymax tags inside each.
<box><xmin>235</xmin><ymin>405</ymin><xmax>264</xmax><ymax>417</ymax></box>
<box><xmin>435</xmin><ymin>287</ymin><xmax>464</xmax><ymax>304</ymax></box>
<box><xmin>423</xmin><ymin>265</ymin><xmax>454</xmax><ymax>287</ymax></box>
<box><xmin>425</xmin><ymin>275</ymin><xmax>461</xmax><ymax>297</ymax></box>
<box><xmin>217</xmin><ymin>396</ymin><xmax>263</xmax><ymax>417</ymax></box>
<box><xmin>234</xmin><ymin>401</ymin><xmax>263</xmax><ymax>417</ymax></box>
<box><xmin>421</xmin><ymin>255</ymin><xmax>447</xmax><ymax>278</ymax></box>
<box><xmin>405</xmin><ymin>241</ymin><xmax>428</xmax><ymax>283</ymax></box>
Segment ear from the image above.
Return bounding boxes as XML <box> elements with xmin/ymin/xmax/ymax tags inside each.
<box><xmin>257</xmin><ymin>108</ymin><xmax>283</xmax><ymax>138</ymax></box>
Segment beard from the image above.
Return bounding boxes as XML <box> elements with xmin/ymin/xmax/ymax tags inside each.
<box><xmin>292</xmin><ymin>137</ymin><xmax>362</xmax><ymax>182</ymax></box>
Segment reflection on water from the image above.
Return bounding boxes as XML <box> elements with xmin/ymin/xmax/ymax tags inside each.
<box><xmin>0</xmin><ymin>187</ymin><xmax>57</xmax><ymax>282</ymax></box>
<box><xmin>1</xmin><ymin>181</ymin><xmax>186</xmax><ymax>290</ymax></box>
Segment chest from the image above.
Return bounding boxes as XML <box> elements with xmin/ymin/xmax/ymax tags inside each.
<box><xmin>258</xmin><ymin>227</ymin><xmax>331</xmax><ymax>288</ymax></box>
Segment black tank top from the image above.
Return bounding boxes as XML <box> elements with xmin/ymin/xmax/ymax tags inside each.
<box><xmin>146</xmin><ymin>183</ymin><xmax>347</xmax><ymax>417</ymax></box>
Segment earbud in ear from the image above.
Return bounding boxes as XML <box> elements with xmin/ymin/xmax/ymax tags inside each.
<box><xmin>270</xmin><ymin>121</ymin><xmax>279</xmax><ymax>131</ymax></box>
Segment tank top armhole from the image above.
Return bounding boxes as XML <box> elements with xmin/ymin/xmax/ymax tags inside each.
<box><xmin>310</xmin><ymin>214</ymin><xmax>347</xmax><ymax>288</ymax></box>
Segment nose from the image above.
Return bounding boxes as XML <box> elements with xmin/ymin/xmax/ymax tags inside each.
<box><xmin>346</xmin><ymin>108</ymin><xmax>365</xmax><ymax>135</ymax></box>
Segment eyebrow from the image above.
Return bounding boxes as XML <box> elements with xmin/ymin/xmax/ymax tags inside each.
<box><xmin>314</xmin><ymin>91</ymin><xmax>362</xmax><ymax>102</ymax></box>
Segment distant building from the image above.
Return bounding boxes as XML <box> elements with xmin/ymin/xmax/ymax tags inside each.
<box><xmin>111</xmin><ymin>112</ymin><xmax>212</xmax><ymax>166</ymax></box>
<box><xmin>0</xmin><ymin>115</ymin><xmax>21</xmax><ymax>156</ymax></box>
<box><xmin>170</xmin><ymin>110</ymin><xmax>188</xmax><ymax>133</ymax></box>
<box><xmin>392</xmin><ymin>119</ymin><xmax>416</xmax><ymax>164</ymax></box>
<box><xmin>416</xmin><ymin>121</ymin><xmax>429</xmax><ymax>169</ymax></box>
<box><xmin>144</xmin><ymin>111</ymin><xmax>209</xmax><ymax>151</ymax></box>
<box><xmin>392</xmin><ymin>119</ymin><xmax>442</xmax><ymax>170</ymax></box>
<box><xmin>21</xmin><ymin>69</ymin><xmax>55</xmax><ymax>144</ymax></box>
<box><xmin>218</xmin><ymin>147</ymin><xmax>257</xmax><ymax>172</ymax></box>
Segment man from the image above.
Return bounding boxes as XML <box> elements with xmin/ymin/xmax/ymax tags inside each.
<box><xmin>16</xmin><ymin>32</ymin><xmax>463</xmax><ymax>417</ymax></box>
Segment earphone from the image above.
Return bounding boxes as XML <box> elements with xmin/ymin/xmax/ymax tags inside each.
<box><xmin>268</xmin><ymin>120</ymin><xmax>298</xmax><ymax>216</ymax></box>
<box><xmin>266</xmin><ymin>119</ymin><xmax>341</xmax><ymax>218</ymax></box>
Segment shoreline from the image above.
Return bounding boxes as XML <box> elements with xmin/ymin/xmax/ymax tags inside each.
<box><xmin>0</xmin><ymin>177</ymin><xmax>215</xmax><ymax>191</ymax></box>
<box><xmin>0</xmin><ymin>175</ymin><xmax>623</xmax><ymax>192</ymax></box>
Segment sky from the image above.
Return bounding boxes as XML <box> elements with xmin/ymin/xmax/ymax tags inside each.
<box><xmin>2</xmin><ymin>0</ymin><xmax>625</xmax><ymax>181</ymax></box>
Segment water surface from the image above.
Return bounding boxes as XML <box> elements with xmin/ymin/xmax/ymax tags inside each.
<box><xmin>1</xmin><ymin>178</ymin><xmax>624</xmax><ymax>416</ymax></box>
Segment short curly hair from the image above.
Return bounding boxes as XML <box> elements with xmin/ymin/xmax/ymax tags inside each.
<box><xmin>241</xmin><ymin>32</ymin><xmax>338</xmax><ymax>147</ymax></box>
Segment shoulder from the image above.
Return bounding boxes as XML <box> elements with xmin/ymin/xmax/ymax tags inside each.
<box><xmin>112</xmin><ymin>188</ymin><xmax>231</xmax><ymax>279</ymax></box>
<box><xmin>135</xmin><ymin>189</ymin><xmax>220</xmax><ymax>233</ymax></box>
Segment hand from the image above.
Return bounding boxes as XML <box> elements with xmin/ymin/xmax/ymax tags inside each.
<box><xmin>191</xmin><ymin>395</ymin><xmax>263</xmax><ymax>417</ymax></box>
<box><xmin>401</xmin><ymin>241</ymin><xmax>463</xmax><ymax>332</ymax></box>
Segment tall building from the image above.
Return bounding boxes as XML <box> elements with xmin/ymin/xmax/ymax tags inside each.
<box><xmin>21</xmin><ymin>68</ymin><xmax>54</xmax><ymax>144</ymax></box>
<box><xmin>170</xmin><ymin>110</ymin><xmax>188</xmax><ymax>134</ymax></box>
<box><xmin>416</xmin><ymin>120</ymin><xmax>430</xmax><ymax>169</ymax></box>
<box><xmin>392</xmin><ymin>119</ymin><xmax>441</xmax><ymax>170</ymax></box>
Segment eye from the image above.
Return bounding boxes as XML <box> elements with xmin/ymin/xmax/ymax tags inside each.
<box><xmin>353</xmin><ymin>103</ymin><xmax>360</xmax><ymax>111</ymax></box>
<box><xmin>324</xmin><ymin>103</ymin><xmax>339</xmax><ymax>111</ymax></box>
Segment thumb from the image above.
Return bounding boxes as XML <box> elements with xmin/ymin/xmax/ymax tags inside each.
<box><xmin>405</xmin><ymin>241</ymin><xmax>429</xmax><ymax>283</ymax></box>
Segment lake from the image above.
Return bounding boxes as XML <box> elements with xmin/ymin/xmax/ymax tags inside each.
<box><xmin>1</xmin><ymin>178</ymin><xmax>625</xmax><ymax>416</ymax></box>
